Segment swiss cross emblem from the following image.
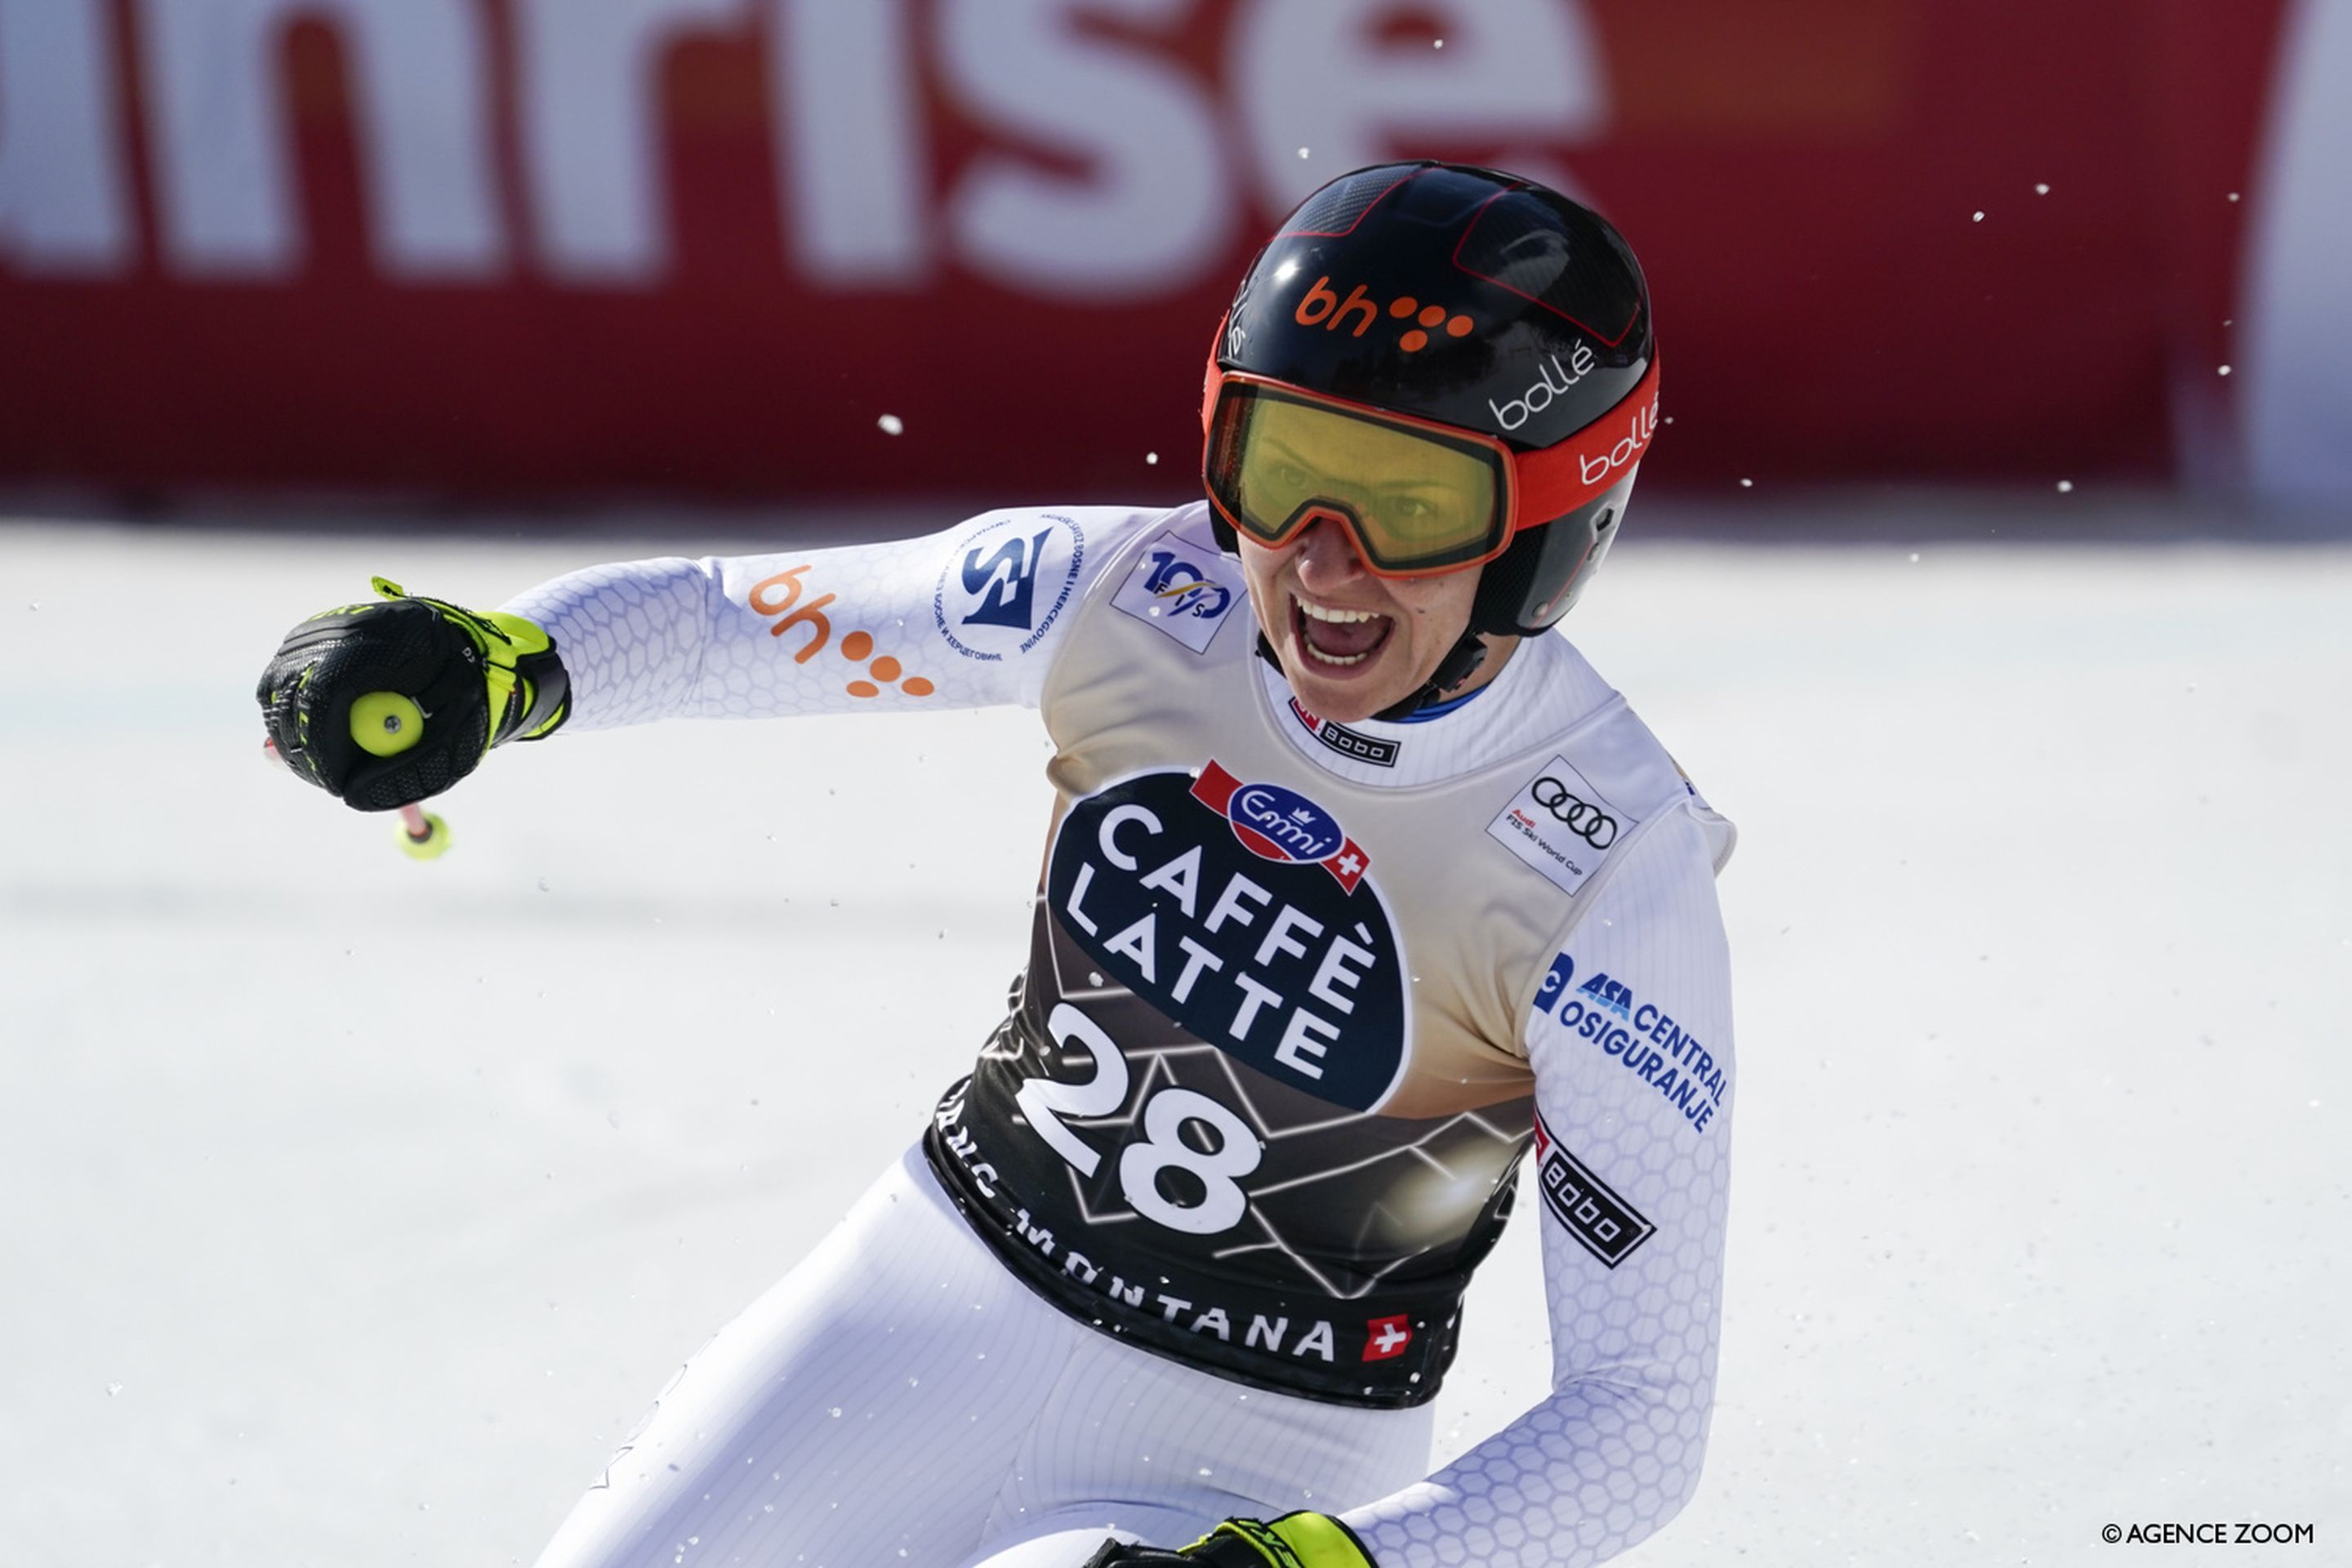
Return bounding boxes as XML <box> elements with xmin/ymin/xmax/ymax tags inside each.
<box><xmin>1363</xmin><ymin>1315</ymin><xmax>1414</xmax><ymax>1361</ymax></box>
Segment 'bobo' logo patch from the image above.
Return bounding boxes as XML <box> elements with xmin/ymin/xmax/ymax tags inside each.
<box><xmin>1046</xmin><ymin>766</ymin><xmax>1409</xmax><ymax>1111</ymax></box>
<box><xmin>1533</xmin><ymin>1111</ymin><xmax>1655</xmax><ymax>1268</ymax></box>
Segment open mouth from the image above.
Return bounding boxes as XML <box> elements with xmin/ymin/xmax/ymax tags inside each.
<box><xmin>1292</xmin><ymin>595</ymin><xmax>1393</xmax><ymax>670</ymax></box>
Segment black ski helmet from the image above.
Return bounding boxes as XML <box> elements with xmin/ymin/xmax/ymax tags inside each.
<box><xmin>1202</xmin><ymin>163</ymin><xmax>1658</xmax><ymax>707</ymax></box>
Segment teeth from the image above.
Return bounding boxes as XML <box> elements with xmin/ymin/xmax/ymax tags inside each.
<box><xmin>1294</xmin><ymin>596</ymin><xmax>1384</xmax><ymax>668</ymax></box>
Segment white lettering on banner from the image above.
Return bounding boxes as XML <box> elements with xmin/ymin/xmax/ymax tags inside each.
<box><xmin>1102</xmin><ymin>914</ymin><xmax>1157</xmax><ymax>982</ymax></box>
<box><xmin>772</xmin><ymin>0</ymin><xmax>929</xmax><ymax>285</ymax></box>
<box><xmin>75</xmin><ymin>2</ymin><xmax>1610</xmax><ymax>294</ymax></box>
<box><xmin>516</xmin><ymin>0</ymin><xmax>751</xmax><ymax>283</ymax></box>
<box><xmin>1252</xmin><ymin>903</ymin><xmax>1323</xmax><ymax>968</ymax></box>
<box><xmin>138</xmin><ymin>0</ymin><xmax>506</xmax><ymax>278</ymax></box>
<box><xmin>938</xmin><ymin>0</ymin><xmax>1232</xmax><ymax>296</ymax></box>
<box><xmin>1228</xmin><ymin>972</ymin><xmax>1284</xmax><ymax>1042</ymax></box>
<box><xmin>1202</xmin><ymin>872</ymin><xmax>1272</xmax><ymax>936</ymax></box>
<box><xmin>0</xmin><ymin>0</ymin><xmax>132</xmax><ymax>274</ymax></box>
<box><xmin>1232</xmin><ymin>0</ymin><xmax>1608</xmax><ymax>214</ymax></box>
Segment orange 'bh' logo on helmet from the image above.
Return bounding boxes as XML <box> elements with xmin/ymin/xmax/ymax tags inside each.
<box><xmin>1292</xmin><ymin>276</ymin><xmax>1474</xmax><ymax>353</ymax></box>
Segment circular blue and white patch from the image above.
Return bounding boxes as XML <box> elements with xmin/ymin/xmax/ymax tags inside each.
<box><xmin>933</xmin><ymin>511</ymin><xmax>1086</xmax><ymax>662</ymax></box>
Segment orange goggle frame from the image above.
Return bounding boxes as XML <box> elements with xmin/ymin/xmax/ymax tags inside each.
<box><xmin>1200</xmin><ymin>355</ymin><xmax>1660</xmax><ymax>579</ymax></box>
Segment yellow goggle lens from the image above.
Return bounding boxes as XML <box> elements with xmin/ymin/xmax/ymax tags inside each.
<box><xmin>1228</xmin><ymin>395</ymin><xmax>1500</xmax><ymax>569</ymax></box>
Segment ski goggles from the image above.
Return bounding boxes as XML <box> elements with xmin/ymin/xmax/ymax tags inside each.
<box><xmin>1201</xmin><ymin>357</ymin><xmax>1660</xmax><ymax>578</ymax></box>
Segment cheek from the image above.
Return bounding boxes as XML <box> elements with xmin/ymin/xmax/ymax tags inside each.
<box><xmin>1235</xmin><ymin>540</ymin><xmax>1288</xmax><ymax>597</ymax></box>
<box><xmin>1396</xmin><ymin>577</ymin><xmax>1477</xmax><ymax>643</ymax></box>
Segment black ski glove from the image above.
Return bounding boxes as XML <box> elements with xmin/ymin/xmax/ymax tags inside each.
<box><xmin>1083</xmin><ymin>1512</ymin><xmax>1377</xmax><ymax>1568</ymax></box>
<box><xmin>256</xmin><ymin>577</ymin><xmax>569</xmax><ymax>812</ymax></box>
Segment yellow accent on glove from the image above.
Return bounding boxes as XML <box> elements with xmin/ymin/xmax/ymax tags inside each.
<box><xmin>348</xmin><ymin>691</ymin><xmax>425</xmax><ymax>757</ymax></box>
<box><xmin>1197</xmin><ymin>1512</ymin><xmax>1376</xmax><ymax>1568</ymax></box>
<box><xmin>368</xmin><ymin>577</ymin><xmax>568</xmax><ymax>748</ymax></box>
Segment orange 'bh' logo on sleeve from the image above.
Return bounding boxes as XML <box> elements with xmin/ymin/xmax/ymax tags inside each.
<box><xmin>748</xmin><ymin>564</ymin><xmax>935</xmax><ymax>699</ymax></box>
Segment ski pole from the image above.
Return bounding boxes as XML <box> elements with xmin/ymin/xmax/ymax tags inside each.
<box><xmin>261</xmin><ymin>729</ymin><xmax>452</xmax><ymax>860</ymax></box>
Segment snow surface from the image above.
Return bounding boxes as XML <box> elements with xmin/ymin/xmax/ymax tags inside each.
<box><xmin>3</xmin><ymin>518</ymin><xmax>2347</xmax><ymax>1566</ymax></box>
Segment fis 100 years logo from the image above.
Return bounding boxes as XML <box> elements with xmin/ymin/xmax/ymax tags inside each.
<box><xmin>1113</xmin><ymin>527</ymin><xmax>1241</xmax><ymax>653</ymax></box>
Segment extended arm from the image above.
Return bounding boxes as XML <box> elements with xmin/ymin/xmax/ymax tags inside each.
<box><xmin>505</xmin><ymin>506</ymin><xmax>1139</xmax><ymax>730</ymax></box>
<box><xmin>256</xmin><ymin>506</ymin><xmax>1151</xmax><ymax>811</ymax></box>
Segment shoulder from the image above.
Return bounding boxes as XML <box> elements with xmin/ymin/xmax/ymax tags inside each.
<box><xmin>951</xmin><ymin>500</ymin><xmax>1232</xmax><ymax>617</ymax></box>
<box><xmin>1049</xmin><ymin>500</ymin><xmax>1252</xmax><ymax>659</ymax></box>
<box><xmin>1481</xmin><ymin>635</ymin><xmax>1736</xmax><ymax>902</ymax></box>
<box><xmin>942</xmin><ymin>501</ymin><xmax>1215</xmax><ymax>569</ymax></box>
<box><xmin>918</xmin><ymin>501</ymin><xmax>1223</xmax><ymax>670</ymax></box>
<box><xmin>923</xmin><ymin>501</ymin><xmax>1210</xmax><ymax>602</ymax></box>
<box><xmin>1059</xmin><ymin>499</ymin><xmax>1232</xmax><ymax>596</ymax></box>
<box><xmin>1551</xmin><ymin>635</ymin><xmax>1734</xmax><ymax>871</ymax></box>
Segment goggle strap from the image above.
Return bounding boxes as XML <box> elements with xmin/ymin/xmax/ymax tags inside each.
<box><xmin>1511</xmin><ymin>355</ymin><xmax>1663</xmax><ymax>525</ymax></box>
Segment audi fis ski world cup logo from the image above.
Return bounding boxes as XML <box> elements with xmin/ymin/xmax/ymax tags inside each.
<box><xmin>1530</xmin><ymin>774</ymin><xmax>1617</xmax><ymax>848</ymax></box>
<box><xmin>1486</xmin><ymin>755</ymin><xmax>1636</xmax><ymax>898</ymax></box>
<box><xmin>1045</xmin><ymin>765</ymin><xmax>1409</xmax><ymax>1111</ymax></box>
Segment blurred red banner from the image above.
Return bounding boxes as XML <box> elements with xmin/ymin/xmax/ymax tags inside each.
<box><xmin>0</xmin><ymin>0</ymin><xmax>2290</xmax><ymax>502</ymax></box>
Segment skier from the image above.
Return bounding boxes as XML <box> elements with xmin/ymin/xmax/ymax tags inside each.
<box><xmin>257</xmin><ymin>163</ymin><xmax>1735</xmax><ymax>1568</ymax></box>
